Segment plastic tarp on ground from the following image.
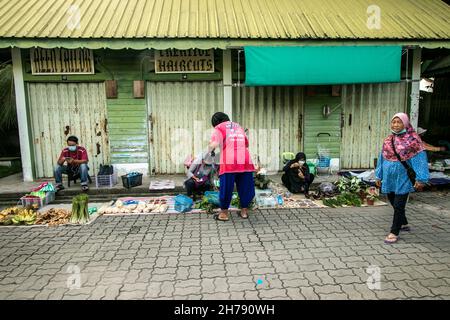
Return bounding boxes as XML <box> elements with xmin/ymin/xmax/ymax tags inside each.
<box><xmin>338</xmin><ymin>170</ymin><xmax>377</xmax><ymax>186</ymax></box>
<box><xmin>340</xmin><ymin>170</ymin><xmax>450</xmax><ymax>187</ymax></box>
<box><xmin>244</xmin><ymin>46</ymin><xmax>401</xmax><ymax>86</ymax></box>
<box><xmin>429</xmin><ymin>172</ymin><xmax>450</xmax><ymax>186</ymax></box>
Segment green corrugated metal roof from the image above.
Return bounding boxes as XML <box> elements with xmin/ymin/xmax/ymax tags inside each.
<box><xmin>0</xmin><ymin>0</ymin><xmax>449</xmax><ymax>40</ymax></box>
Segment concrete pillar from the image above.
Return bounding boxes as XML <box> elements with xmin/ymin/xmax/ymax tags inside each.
<box><xmin>11</xmin><ymin>48</ymin><xmax>33</xmax><ymax>181</ymax></box>
<box><xmin>223</xmin><ymin>49</ymin><xmax>232</xmax><ymax>120</ymax></box>
<box><xmin>409</xmin><ymin>47</ymin><xmax>421</xmax><ymax>129</ymax></box>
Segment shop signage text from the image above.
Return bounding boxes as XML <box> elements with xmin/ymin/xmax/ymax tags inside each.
<box><xmin>155</xmin><ymin>49</ymin><xmax>214</xmax><ymax>73</ymax></box>
<box><xmin>31</xmin><ymin>48</ymin><xmax>94</xmax><ymax>75</ymax></box>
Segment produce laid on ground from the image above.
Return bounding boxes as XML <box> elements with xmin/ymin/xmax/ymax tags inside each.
<box><xmin>322</xmin><ymin>192</ymin><xmax>362</xmax><ymax>208</ymax></box>
<box><xmin>255</xmin><ymin>169</ymin><xmax>272</xmax><ymax>189</ymax></box>
<box><xmin>0</xmin><ymin>205</ymin><xmax>72</xmax><ymax>226</ymax></box>
<box><xmin>282</xmin><ymin>198</ymin><xmax>322</xmax><ymax>208</ymax></box>
<box><xmin>70</xmin><ymin>194</ymin><xmax>90</xmax><ymax>224</ymax></box>
<box><xmin>195</xmin><ymin>196</ymin><xmax>218</xmax><ymax>214</ymax></box>
<box><xmin>311</xmin><ymin>176</ymin><xmax>382</xmax><ymax>208</ymax></box>
<box><xmin>365</xmin><ymin>186</ymin><xmax>380</xmax><ymax>205</ymax></box>
<box><xmin>0</xmin><ymin>206</ymin><xmax>37</xmax><ymax>225</ymax></box>
<box><xmin>35</xmin><ymin>208</ymin><xmax>71</xmax><ymax>226</ymax></box>
<box><xmin>231</xmin><ymin>193</ymin><xmax>255</xmax><ymax>209</ymax></box>
<box><xmin>98</xmin><ymin>198</ymin><xmax>169</xmax><ymax>214</ymax></box>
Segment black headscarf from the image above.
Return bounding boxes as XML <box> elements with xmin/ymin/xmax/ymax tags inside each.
<box><xmin>283</xmin><ymin>152</ymin><xmax>309</xmax><ymax>176</ymax></box>
<box><xmin>295</xmin><ymin>152</ymin><xmax>306</xmax><ymax>162</ymax></box>
<box><xmin>211</xmin><ymin>112</ymin><xmax>230</xmax><ymax>127</ymax></box>
<box><xmin>282</xmin><ymin>151</ymin><xmax>311</xmax><ymax>191</ymax></box>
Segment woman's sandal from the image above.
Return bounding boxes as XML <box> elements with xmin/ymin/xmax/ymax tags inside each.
<box><xmin>400</xmin><ymin>225</ymin><xmax>411</xmax><ymax>232</ymax></box>
<box><xmin>238</xmin><ymin>208</ymin><xmax>249</xmax><ymax>219</ymax></box>
<box><xmin>384</xmin><ymin>233</ymin><xmax>399</xmax><ymax>244</ymax></box>
<box><xmin>214</xmin><ymin>210</ymin><xmax>229</xmax><ymax>221</ymax></box>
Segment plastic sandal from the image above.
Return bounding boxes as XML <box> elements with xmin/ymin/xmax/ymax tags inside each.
<box><xmin>238</xmin><ymin>209</ymin><xmax>249</xmax><ymax>219</ymax></box>
<box><xmin>214</xmin><ymin>211</ymin><xmax>229</xmax><ymax>221</ymax></box>
<box><xmin>384</xmin><ymin>235</ymin><xmax>399</xmax><ymax>244</ymax></box>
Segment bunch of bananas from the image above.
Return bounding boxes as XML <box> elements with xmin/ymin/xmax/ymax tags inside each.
<box><xmin>11</xmin><ymin>209</ymin><xmax>37</xmax><ymax>225</ymax></box>
<box><xmin>0</xmin><ymin>206</ymin><xmax>38</xmax><ymax>225</ymax></box>
<box><xmin>0</xmin><ymin>213</ymin><xmax>10</xmax><ymax>224</ymax></box>
<box><xmin>0</xmin><ymin>206</ymin><xmax>21</xmax><ymax>216</ymax></box>
<box><xmin>0</xmin><ymin>207</ymin><xmax>21</xmax><ymax>225</ymax></box>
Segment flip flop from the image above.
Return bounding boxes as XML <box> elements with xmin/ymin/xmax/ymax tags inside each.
<box><xmin>384</xmin><ymin>235</ymin><xmax>399</xmax><ymax>244</ymax></box>
<box><xmin>400</xmin><ymin>226</ymin><xmax>411</xmax><ymax>232</ymax></box>
<box><xmin>238</xmin><ymin>209</ymin><xmax>249</xmax><ymax>219</ymax></box>
<box><xmin>213</xmin><ymin>212</ymin><xmax>229</xmax><ymax>221</ymax></box>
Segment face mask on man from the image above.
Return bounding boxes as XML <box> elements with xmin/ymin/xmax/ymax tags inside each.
<box><xmin>68</xmin><ymin>146</ymin><xmax>77</xmax><ymax>152</ymax></box>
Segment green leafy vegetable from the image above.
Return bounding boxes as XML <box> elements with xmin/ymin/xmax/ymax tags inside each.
<box><xmin>70</xmin><ymin>194</ymin><xmax>90</xmax><ymax>224</ymax></box>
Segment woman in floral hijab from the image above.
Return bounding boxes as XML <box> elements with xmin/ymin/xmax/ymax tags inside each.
<box><xmin>375</xmin><ymin>113</ymin><xmax>429</xmax><ymax>244</ymax></box>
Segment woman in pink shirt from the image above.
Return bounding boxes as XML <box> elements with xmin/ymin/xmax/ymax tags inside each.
<box><xmin>208</xmin><ymin>112</ymin><xmax>255</xmax><ymax>221</ymax></box>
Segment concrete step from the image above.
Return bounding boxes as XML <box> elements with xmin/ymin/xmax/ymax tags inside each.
<box><xmin>0</xmin><ymin>185</ymin><xmax>187</xmax><ymax>206</ymax></box>
<box><xmin>0</xmin><ymin>179</ymin><xmax>338</xmax><ymax>206</ymax></box>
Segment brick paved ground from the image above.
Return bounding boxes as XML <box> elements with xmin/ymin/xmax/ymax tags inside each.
<box><xmin>0</xmin><ymin>191</ymin><xmax>449</xmax><ymax>300</ymax></box>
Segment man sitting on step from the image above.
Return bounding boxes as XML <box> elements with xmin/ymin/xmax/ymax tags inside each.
<box><xmin>54</xmin><ymin>136</ymin><xmax>90</xmax><ymax>192</ymax></box>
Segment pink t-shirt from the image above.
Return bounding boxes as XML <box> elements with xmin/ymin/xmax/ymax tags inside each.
<box><xmin>210</xmin><ymin>121</ymin><xmax>255</xmax><ymax>175</ymax></box>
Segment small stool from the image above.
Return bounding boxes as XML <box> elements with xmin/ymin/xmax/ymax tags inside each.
<box><xmin>67</xmin><ymin>171</ymin><xmax>92</xmax><ymax>187</ymax></box>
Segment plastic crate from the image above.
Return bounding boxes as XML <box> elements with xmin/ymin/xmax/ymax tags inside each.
<box><xmin>121</xmin><ymin>173</ymin><xmax>143</xmax><ymax>189</ymax></box>
<box><xmin>20</xmin><ymin>191</ymin><xmax>55</xmax><ymax>208</ymax></box>
<box><xmin>95</xmin><ymin>171</ymin><xmax>118</xmax><ymax>188</ymax></box>
<box><xmin>317</xmin><ymin>156</ymin><xmax>331</xmax><ymax>168</ymax></box>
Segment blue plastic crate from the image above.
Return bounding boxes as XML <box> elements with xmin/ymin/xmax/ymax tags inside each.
<box><xmin>317</xmin><ymin>156</ymin><xmax>331</xmax><ymax>168</ymax></box>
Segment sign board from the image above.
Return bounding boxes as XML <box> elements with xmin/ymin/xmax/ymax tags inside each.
<box><xmin>31</xmin><ymin>48</ymin><xmax>94</xmax><ymax>75</ymax></box>
<box><xmin>155</xmin><ymin>49</ymin><xmax>214</xmax><ymax>73</ymax></box>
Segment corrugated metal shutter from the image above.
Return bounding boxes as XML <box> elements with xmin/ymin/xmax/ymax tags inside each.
<box><xmin>233</xmin><ymin>86</ymin><xmax>303</xmax><ymax>171</ymax></box>
<box><xmin>147</xmin><ymin>81</ymin><xmax>223</xmax><ymax>174</ymax></box>
<box><xmin>341</xmin><ymin>82</ymin><xmax>407</xmax><ymax>169</ymax></box>
<box><xmin>28</xmin><ymin>83</ymin><xmax>110</xmax><ymax>178</ymax></box>
<box><xmin>422</xmin><ymin>78</ymin><xmax>450</xmax><ymax>138</ymax></box>
<box><xmin>303</xmin><ymin>95</ymin><xmax>342</xmax><ymax>160</ymax></box>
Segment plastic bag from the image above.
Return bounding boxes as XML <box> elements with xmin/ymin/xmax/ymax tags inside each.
<box><xmin>319</xmin><ymin>182</ymin><xmax>337</xmax><ymax>194</ymax></box>
<box><xmin>256</xmin><ymin>196</ymin><xmax>277</xmax><ymax>207</ymax></box>
<box><xmin>255</xmin><ymin>172</ymin><xmax>270</xmax><ymax>189</ymax></box>
<box><xmin>306</xmin><ymin>162</ymin><xmax>316</xmax><ymax>176</ymax></box>
<box><xmin>123</xmin><ymin>200</ymin><xmax>139</xmax><ymax>205</ymax></box>
<box><xmin>204</xmin><ymin>191</ymin><xmax>220</xmax><ymax>206</ymax></box>
<box><xmin>174</xmin><ymin>194</ymin><xmax>194</xmax><ymax>213</ymax></box>
<box><xmin>31</xmin><ymin>182</ymin><xmax>56</xmax><ymax>192</ymax></box>
<box><xmin>350</xmin><ymin>170</ymin><xmax>376</xmax><ymax>182</ymax></box>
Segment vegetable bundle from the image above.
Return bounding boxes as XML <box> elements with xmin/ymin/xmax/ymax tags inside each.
<box><xmin>231</xmin><ymin>193</ymin><xmax>255</xmax><ymax>209</ymax></box>
<box><xmin>195</xmin><ymin>196</ymin><xmax>218</xmax><ymax>214</ymax></box>
<box><xmin>322</xmin><ymin>192</ymin><xmax>362</xmax><ymax>208</ymax></box>
<box><xmin>70</xmin><ymin>194</ymin><xmax>90</xmax><ymax>224</ymax></box>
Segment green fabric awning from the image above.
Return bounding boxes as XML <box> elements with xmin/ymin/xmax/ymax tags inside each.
<box><xmin>244</xmin><ymin>46</ymin><xmax>402</xmax><ymax>86</ymax></box>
